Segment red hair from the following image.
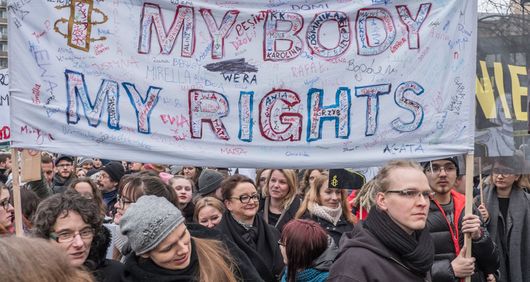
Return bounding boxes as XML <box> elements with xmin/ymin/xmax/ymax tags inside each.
<box><xmin>281</xmin><ymin>219</ymin><xmax>328</xmax><ymax>282</ymax></box>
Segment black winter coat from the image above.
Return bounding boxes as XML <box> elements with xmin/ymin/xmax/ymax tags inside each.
<box><xmin>328</xmin><ymin>223</ymin><xmax>431</xmax><ymax>282</ymax></box>
<box><xmin>300</xmin><ymin>211</ymin><xmax>353</xmax><ymax>246</ymax></box>
<box><xmin>426</xmin><ymin>192</ymin><xmax>499</xmax><ymax>282</ymax></box>
<box><xmin>86</xmin><ymin>226</ymin><xmax>125</xmax><ymax>282</ymax></box>
<box><xmin>259</xmin><ymin>196</ymin><xmax>302</xmax><ymax>232</ymax></box>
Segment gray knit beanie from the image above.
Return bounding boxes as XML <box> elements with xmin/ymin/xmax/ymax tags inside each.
<box><xmin>120</xmin><ymin>195</ymin><xmax>185</xmax><ymax>255</ymax></box>
<box><xmin>198</xmin><ymin>169</ymin><xmax>224</xmax><ymax>196</ymax></box>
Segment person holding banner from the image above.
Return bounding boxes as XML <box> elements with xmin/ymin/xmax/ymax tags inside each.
<box><xmin>423</xmin><ymin>157</ymin><xmax>499</xmax><ymax>282</ymax></box>
<box><xmin>328</xmin><ymin>160</ymin><xmax>434</xmax><ymax>282</ymax></box>
<box><xmin>294</xmin><ymin>172</ymin><xmax>356</xmax><ymax>246</ymax></box>
<box><xmin>260</xmin><ymin>169</ymin><xmax>302</xmax><ymax>232</ymax></box>
<box><xmin>478</xmin><ymin>157</ymin><xmax>530</xmax><ymax>282</ymax></box>
<box><xmin>217</xmin><ymin>174</ymin><xmax>284</xmax><ymax>282</ymax></box>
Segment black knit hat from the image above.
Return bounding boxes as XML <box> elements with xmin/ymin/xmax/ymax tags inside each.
<box><xmin>198</xmin><ymin>169</ymin><xmax>224</xmax><ymax>196</ymax></box>
<box><xmin>101</xmin><ymin>161</ymin><xmax>125</xmax><ymax>183</ymax></box>
<box><xmin>328</xmin><ymin>169</ymin><xmax>366</xmax><ymax>190</ymax></box>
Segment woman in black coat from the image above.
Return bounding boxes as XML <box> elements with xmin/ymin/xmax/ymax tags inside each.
<box><xmin>217</xmin><ymin>174</ymin><xmax>284</xmax><ymax>282</ymax></box>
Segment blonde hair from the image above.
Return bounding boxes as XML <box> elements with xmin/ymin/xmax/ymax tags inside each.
<box><xmin>374</xmin><ymin>160</ymin><xmax>424</xmax><ymax>193</ymax></box>
<box><xmin>295</xmin><ymin>174</ymin><xmax>357</xmax><ymax>224</ymax></box>
<box><xmin>353</xmin><ymin>179</ymin><xmax>378</xmax><ymax>214</ymax></box>
<box><xmin>193</xmin><ymin>196</ymin><xmax>225</xmax><ymax>222</ymax></box>
<box><xmin>0</xmin><ymin>237</ymin><xmax>94</xmax><ymax>282</ymax></box>
<box><xmin>194</xmin><ymin>237</ymin><xmax>239</xmax><ymax>282</ymax></box>
<box><xmin>262</xmin><ymin>169</ymin><xmax>298</xmax><ymax>210</ymax></box>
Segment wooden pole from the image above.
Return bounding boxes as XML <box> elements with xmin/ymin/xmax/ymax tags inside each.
<box><xmin>11</xmin><ymin>149</ymin><xmax>23</xmax><ymax>236</ymax></box>
<box><xmin>464</xmin><ymin>153</ymin><xmax>474</xmax><ymax>282</ymax></box>
<box><xmin>478</xmin><ymin>157</ymin><xmax>484</xmax><ymax>205</ymax></box>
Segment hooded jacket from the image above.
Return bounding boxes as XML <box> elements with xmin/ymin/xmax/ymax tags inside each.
<box><xmin>86</xmin><ymin>226</ymin><xmax>125</xmax><ymax>282</ymax></box>
<box><xmin>328</xmin><ymin>223</ymin><xmax>431</xmax><ymax>282</ymax></box>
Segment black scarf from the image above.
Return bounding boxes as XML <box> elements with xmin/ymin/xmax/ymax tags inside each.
<box><xmin>123</xmin><ymin>239</ymin><xmax>199</xmax><ymax>282</ymax></box>
<box><xmin>364</xmin><ymin>207</ymin><xmax>434</xmax><ymax>277</ymax></box>
<box><xmin>216</xmin><ymin>211</ymin><xmax>284</xmax><ymax>282</ymax></box>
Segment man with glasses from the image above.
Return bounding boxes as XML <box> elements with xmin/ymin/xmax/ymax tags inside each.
<box><xmin>53</xmin><ymin>154</ymin><xmax>76</xmax><ymax>194</ymax></box>
<box><xmin>480</xmin><ymin>157</ymin><xmax>530</xmax><ymax>282</ymax></box>
<box><xmin>32</xmin><ymin>191</ymin><xmax>124</xmax><ymax>279</ymax></box>
<box><xmin>329</xmin><ymin>160</ymin><xmax>434</xmax><ymax>282</ymax></box>
<box><xmin>423</xmin><ymin>157</ymin><xmax>499</xmax><ymax>282</ymax></box>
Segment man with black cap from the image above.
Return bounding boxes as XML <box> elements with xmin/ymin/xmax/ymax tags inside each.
<box><xmin>197</xmin><ymin>169</ymin><xmax>225</xmax><ymax>200</ymax></box>
<box><xmin>97</xmin><ymin>161</ymin><xmax>124</xmax><ymax>217</ymax></box>
<box><xmin>423</xmin><ymin>157</ymin><xmax>499</xmax><ymax>282</ymax></box>
<box><xmin>53</xmin><ymin>154</ymin><xmax>76</xmax><ymax>194</ymax></box>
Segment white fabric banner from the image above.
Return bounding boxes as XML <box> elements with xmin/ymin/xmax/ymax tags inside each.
<box><xmin>9</xmin><ymin>0</ymin><xmax>477</xmax><ymax>168</ymax></box>
<box><xmin>0</xmin><ymin>68</ymin><xmax>8</xmax><ymax>142</ymax></box>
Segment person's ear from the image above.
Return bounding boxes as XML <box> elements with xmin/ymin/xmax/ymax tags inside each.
<box><xmin>224</xmin><ymin>199</ymin><xmax>233</xmax><ymax>212</ymax></box>
<box><xmin>376</xmin><ymin>192</ymin><xmax>388</xmax><ymax>211</ymax></box>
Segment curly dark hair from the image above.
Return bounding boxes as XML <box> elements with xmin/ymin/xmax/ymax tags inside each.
<box><xmin>32</xmin><ymin>191</ymin><xmax>103</xmax><ymax>239</ymax></box>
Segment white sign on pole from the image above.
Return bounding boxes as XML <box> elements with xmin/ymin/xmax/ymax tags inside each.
<box><xmin>9</xmin><ymin>0</ymin><xmax>477</xmax><ymax>168</ymax></box>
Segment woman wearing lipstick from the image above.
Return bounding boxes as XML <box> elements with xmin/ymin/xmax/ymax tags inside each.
<box><xmin>217</xmin><ymin>174</ymin><xmax>285</xmax><ymax>282</ymax></box>
<box><xmin>0</xmin><ymin>183</ymin><xmax>14</xmax><ymax>235</ymax></box>
<box><xmin>169</xmin><ymin>175</ymin><xmax>195</xmax><ymax>223</ymax></box>
<box><xmin>32</xmin><ymin>191</ymin><xmax>124</xmax><ymax>281</ymax></box>
<box><xmin>120</xmin><ymin>195</ymin><xmax>263</xmax><ymax>282</ymax></box>
<box><xmin>260</xmin><ymin>169</ymin><xmax>302</xmax><ymax>232</ymax></box>
<box><xmin>295</xmin><ymin>174</ymin><xmax>357</xmax><ymax>246</ymax></box>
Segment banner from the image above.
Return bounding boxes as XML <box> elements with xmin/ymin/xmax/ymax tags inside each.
<box><xmin>9</xmin><ymin>0</ymin><xmax>477</xmax><ymax>168</ymax></box>
<box><xmin>0</xmin><ymin>68</ymin><xmax>8</xmax><ymax>143</ymax></box>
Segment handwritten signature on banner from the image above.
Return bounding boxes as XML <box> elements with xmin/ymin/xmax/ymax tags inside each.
<box><xmin>9</xmin><ymin>1</ymin><xmax>477</xmax><ymax>167</ymax></box>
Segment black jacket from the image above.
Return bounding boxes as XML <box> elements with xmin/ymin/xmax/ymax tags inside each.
<box><xmin>87</xmin><ymin>226</ymin><xmax>125</xmax><ymax>282</ymax></box>
<box><xmin>259</xmin><ymin>196</ymin><xmax>302</xmax><ymax>232</ymax></box>
<box><xmin>328</xmin><ymin>223</ymin><xmax>431</xmax><ymax>282</ymax></box>
<box><xmin>426</xmin><ymin>192</ymin><xmax>499</xmax><ymax>282</ymax></box>
<box><xmin>217</xmin><ymin>212</ymin><xmax>284</xmax><ymax>282</ymax></box>
<box><xmin>300</xmin><ymin>211</ymin><xmax>353</xmax><ymax>246</ymax></box>
<box><xmin>52</xmin><ymin>174</ymin><xmax>75</xmax><ymax>194</ymax></box>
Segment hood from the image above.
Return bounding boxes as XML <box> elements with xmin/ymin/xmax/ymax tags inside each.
<box><xmin>337</xmin><ymin>222</ymin><xmax>395</xmax><ymax>261</ymax></box>
<box><xmin>85</xmin><ymin>226</ymin><xmax>112</xmax><ymax>270</ymax></box>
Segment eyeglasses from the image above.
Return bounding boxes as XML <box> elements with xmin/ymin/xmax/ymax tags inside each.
<box><xmin>425</xmin><ymin>164</ymin><xmax>457</xmax><ymax>174</ymax></box>
<box><xmin>492</xmin><ymin>167</ymin><xmax>516</xmax><ymax>176</ymax></box>
<box><xmin>0</xmin><ymin>198</ymin><xmax>11</xmax><ymax>211</ymax></box>
<box><xmin>385</xmin><ymin>189</ymin><xmax>435</xmax><ymax>200</ymax></box>
<box><xmin>230</xmin><ymin>193</ymin><xmax>260</xmax><ymax>204</ymax></box>
<box><xmin>117</xmin><ymin>195</ymin><xmax>133</xmax><ymax>206</ymax></box>
<box><xmin>56</xmin><ymin>163</ymin><xmax>73</xmax><ymax>168</ymax></box>
<box><xmin>277</xmin><ymin>239</ymin><xmax>285</xmax><ymax>246</ymax></box>
<box><xmin>49</xmin><ymin>227</ymin><xmax>95</xmax><ymax>243</ymax></box>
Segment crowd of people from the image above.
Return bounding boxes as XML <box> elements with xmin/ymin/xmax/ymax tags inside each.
<box><xmin>0</xmin><ymin>151</ymin><xmax>528</xmax><ymax>282</ymax></box>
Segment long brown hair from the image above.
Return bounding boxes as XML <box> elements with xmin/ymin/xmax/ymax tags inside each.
<box><xmin>295</xmin><ymin>174</ymin><xmax>357</xmax><ymax>224</ymax></box>
<box><xmin>194</xmin><ymin>237</ymin><xmax>239</xmax><ymax>282</ymax></box>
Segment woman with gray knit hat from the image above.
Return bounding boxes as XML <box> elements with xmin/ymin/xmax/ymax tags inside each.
<box><xmin>120</xmin><ymin>195</ymin><xmax>264</xmax><ymax>282</ymax></box>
